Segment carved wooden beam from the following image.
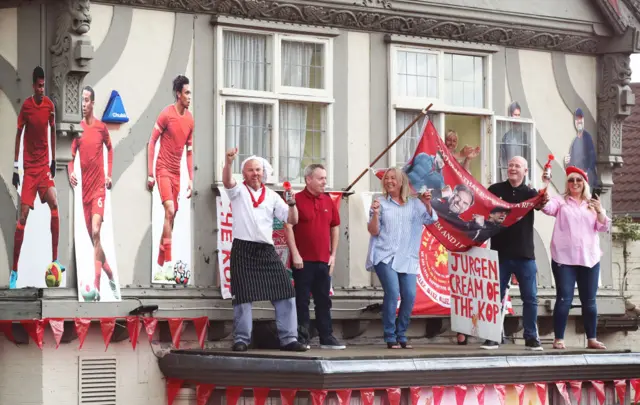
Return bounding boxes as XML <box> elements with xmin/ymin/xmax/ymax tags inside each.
<box><xmin>95</xmin><ymin>0</ymin><xmax>602</xmax><ymax>54</ymax></box>
<box><xmin>49</xmin><ymin>0</ymin><xmax>94</xmax><ymax>138</ymax></box>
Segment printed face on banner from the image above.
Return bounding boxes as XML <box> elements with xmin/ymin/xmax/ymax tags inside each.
<box><xmin>403</xmin><ymin>120</ymin><xmax>542</xmax><ymax>252</ymax></box>
<box><xmin>15</xmin><ymin>125</ymin><xmax>64</xmax><ymax>288</ymax></box>
<box><xmin>449</xmin><ymin>247</ymin><xmax>502</xmax><ymax>343</ymax></box>
<box><xmin>151</xmin><ymin>139</ymin><xmax>192</xmax><ymax>285</ymax></box>
<box><xmin>71</xmin><ymin>138</ymin><xmax>122</xmax><ymax>302</ymax></box>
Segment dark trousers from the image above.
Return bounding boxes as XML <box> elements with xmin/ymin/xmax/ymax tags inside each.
<box><xmin>551</xmin><ymin>260</ymin><xmax>600</xmax><ymax>339</ymax></box>
<box><xmin>499</xmin><ymin>258</ymin><xmax>539</xmax><ymax>341</ymax></box>
<box><xmin>292</xmin><ymin>261</ymin><xmax>333</xmax><ymax>340</ymax></box>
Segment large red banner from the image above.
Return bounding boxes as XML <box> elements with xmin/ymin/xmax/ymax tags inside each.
<box><xmin>404</xmin><ymin>120</ymin><xmax>543</xmax><ymax>252</ymax></box>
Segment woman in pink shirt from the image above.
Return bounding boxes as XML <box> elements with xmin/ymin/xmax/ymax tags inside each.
<box><xmin>541</xmin><ymin>166</ymin><xmax>610</xmax><ymax>350</ymax></box>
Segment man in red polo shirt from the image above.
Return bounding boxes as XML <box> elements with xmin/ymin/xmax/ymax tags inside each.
<box><xmin>285</xmin><ymin>164</ymin><xmax>344</xmax><ymax>349</ymax></box>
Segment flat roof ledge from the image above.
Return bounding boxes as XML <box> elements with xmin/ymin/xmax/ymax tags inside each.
<box><xmin>158</xmin><ymin>346</ymin><xmax>640</xmax><ymax>388</ymax></box>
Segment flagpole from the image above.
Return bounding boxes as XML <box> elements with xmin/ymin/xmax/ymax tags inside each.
<box><xmin>343</xmin><ymin>103</ymin><xmax>433</xmax><ymax>193</ymax></box>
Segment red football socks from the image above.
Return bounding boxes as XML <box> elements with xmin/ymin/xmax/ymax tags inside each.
<box><xmin>103</xmin><ymin>261</ymin><xmax>114</xmax><ymax>280</ymax></box>
<box><xmin>12</xmin><ymin>222</ymin><xmax>25</xmax><ymax>271</ymax></box>
<box><xmin>163</xmin><ymin>238</ymin><xmax>172</xmax><ymax>263</ymax></box>
<box><xmin>94</xmin><ymin>260</ymin><xmax>102</xmax><ymax>291</ymax></box>
<box><xmin>157</xmin><ymin>244</ymin><xmax>165</xmax><ymax>266</ymax></box>
<box><xmin>51</xmin><ymin>208</ymin><xmax>59</xmax><ymax>261</ymax></box>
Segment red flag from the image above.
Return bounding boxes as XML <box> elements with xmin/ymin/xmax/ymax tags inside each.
<box><xmin>569</xmin><ymin>381</ymin><xmax>582</xmax><ymax>404</ymax></box>
<box><xmin>454</xmin><ymin>385</ymin><xmax>467</xmax><ymax>405</ymax></box>
<box><xmin>21</xmin><ymin>319</ymin><xmax>44</xmax><ymax>349</ymax></box>
<box><xmin>142</xmin><ymin>317</ymin><xmax>158</xmax><ymax>342</ymax></box>
<box><xmin>0</xmin><ymin>321</ymin><xmax>15</xmax><ymax>343</ymax></box>
<box><xmin>168</xmin><ymin>318</ymin><xmax>184</xmax><ymax>349</ymax></box>
<box><xmin>253</xmin><ymin>388</ymin><xmax>270</xmax><ymax>405</ymax></box>
<box><xmin>196</xmin><ymin>384</ymin><xmax>215</xmax><ymax>405</ymax></box>
<box><xmin>407</xmin><ymin>120</ymin><xmax>543</xmax><ymax>251</ymax></box>
<box><xmin>494</xmin><ymin>385</ymin><xmax>506</xmax><ymax>405</ymax></box>
<box><xmin>126</xmin><ymin>316</ymin><xmax>141</xmax><ymax>350</ymax></box>
<box><xmin>280</xmin><ymin>389</ymin><xmax>297</xmax><ymax>405</ymax></box>
<box><xmin>386</xmin><ymin>388</ymin><xmax>401</xmax><ymax>405</ymax></box>
<box><xmin>75</xmin><ymin>318</ymin><xmax>91</xmax><ymax>349</ymax></box>
<box><xmin>432</xmin><ymin>386</ymin><xmax>445</xmax><ymax>405</ymax></box>
<box><xmin>555</xmin><ymin>382</ymin><xmax>571</xmax><ymax>405</ymax></box>
<box><xmin>336</xmin><ymin>390</ymin><xmax>352</xmax><ymax>405</ymax></box>
<box><xmin>166</xmin><ymin>378</ymin><xmax>184</xmax><ymax>405</ymax></box>
<box><xmin>48</xmin><ymin>318</ymin><xmax>64</xmax><ymax>349</ymax></box>
<box><xmin>100</xmin><ymin>318</ymin><xmax>116</xmax><ymax>351</ymax></box>
<box><xmin>631</xmin><ymin>379</ymin><xmax>640</xmax><ymax>403</ymax></box>
<box><xmin>226</xmin><ymin>387</ymin><xmax>243</xmax><ymax>405</ymax></box>
<box><xmin>474</xmin><ymin>385</ymin><xmax>485</xmax><ymax>405</ymax></box>
<box><xmin>310</xmin><ymin>390</ymin><xmax>327</xmax><ymax>405</ymax></box>
<box><xmin>360</xmin><ymin>389</ymin><xmax>374</xmax><ymax>405</ymax></box>
<box><xmin>534</xmin><ymin>383</ymin><xmax>547</xmax><ymax>405</ymax></box>
<box><xmin>514</xmin><ymin>384</ymin><xmax>525</xmax><ymax>405</ymax></box>
<box><xmin>591</xmin><ymin>381</ymin><xmax>605</xmax><ymax>405</ymax></box>
<box><xmin>409</xmin><ymin>387</ymin><xmax>421</xmax><ymax>405</ymax></box>
<box><xmin>328</xmin><ymin>192</ymin><xmax>342</xmax><ymax>213</ymax></box>
<box><xmin>614</xmin><ymin>380</ymin><xmax>626</xmax><ymax>404</ymax></box>
<box><xmin>192</xmin><ymin>317</ymin><xmax>209</xmax><ymax>349</ymax></box>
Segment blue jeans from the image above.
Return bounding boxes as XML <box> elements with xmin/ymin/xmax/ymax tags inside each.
<box><xmin>551</xmin><ymin>261</ymin><xmax>600</xmax><ymax>340</ymax></box>
<box><xmin>499</xmin><ymin>259</ymin><xmax>539</xmax><ymax>341</ymax></box>
<box><xmin>374</xmin><ymin>260</ymin><xmax>417</xmax><ymax>343</ymax></box>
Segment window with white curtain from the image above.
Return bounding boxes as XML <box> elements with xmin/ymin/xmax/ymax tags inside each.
<box><xmin>388</xmin><ymin>44</ymin><xmax>490</xmax><ymax>169</ymax></box>
<box><xmin>217</xmin><ymin>28</ymin><xmax>333</xmax><ymax>186</ymax></box>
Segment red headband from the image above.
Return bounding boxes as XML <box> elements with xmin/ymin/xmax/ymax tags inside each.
<box><xmin>565</xmin><ymin>166</ymin><xmax>588</xmax><ymax>183</ymax></box>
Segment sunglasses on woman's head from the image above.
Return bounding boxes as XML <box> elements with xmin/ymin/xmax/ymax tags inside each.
<box><xmin>568</xmin><ymin>177</ymin><xmax>583</xmax><ymax>183</ymax></box>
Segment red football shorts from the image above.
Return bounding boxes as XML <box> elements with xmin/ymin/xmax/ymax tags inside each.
<box><xmin>157</xmin><ymin>175</ymin><xmax>180</xmax><ymax>212</ymax></box>
<box><xmin>83</xmin><ymin>194</ymin><xmax>105</xmax><ymax>235</ymax></box>
<box><xmin>21</xmin><ymin>165</ymin><xmax>55</xmax><ymax>209</ymax></box>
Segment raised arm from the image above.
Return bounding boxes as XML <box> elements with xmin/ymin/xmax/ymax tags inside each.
<box><xmin>541</xmin><ymin>195</ymin><xmax>561</xmax><ymax>217</ymax></box>
<box><xmin>222</xmin><ymin>147</ymin><xmax>238</xmax><ymax>189</ymax></box>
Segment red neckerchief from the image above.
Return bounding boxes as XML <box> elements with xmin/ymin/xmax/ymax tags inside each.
<box><xmin>244</xmin><ymin>182</ymin><xmax>266</xmax><ymax>208</ymax></box>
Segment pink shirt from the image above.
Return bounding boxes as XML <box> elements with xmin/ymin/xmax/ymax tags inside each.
<box><xmin>542</xmin><ymin>195</ymin><xmax>611</xmax><ymax>268</ymax></box>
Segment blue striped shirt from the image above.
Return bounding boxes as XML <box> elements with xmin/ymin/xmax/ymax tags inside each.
<box><xmin>366</xmin><ymin>196</ymin><xmax>438</xmax><ymax>274</ymax></box>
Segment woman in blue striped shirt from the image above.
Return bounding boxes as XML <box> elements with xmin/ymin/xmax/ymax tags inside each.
<box><xmin>366</xmin><ymin>168</ymin><xmax>438</xmax><ymax>349</ymax></box>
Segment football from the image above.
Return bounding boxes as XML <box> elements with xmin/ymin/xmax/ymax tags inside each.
<box><xmin>45</xmin><ymin>262</ymin><xmax>63</xmax><ymax>287</ymax></box>
<box><xmin>80</xmin><ymin>282</ymin><xmax>99</xmax><ymax>302</ymax></box>
<box><xmin>173</xmin><ymin>261</ymin><xmax>190</xmax><ymax>285</ymax></box>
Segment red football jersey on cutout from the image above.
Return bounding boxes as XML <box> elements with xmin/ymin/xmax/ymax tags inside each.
<box><xmin>17</xmin><ymin>96</ymin><xmax>55</xmax><ymax>169</ymax></box>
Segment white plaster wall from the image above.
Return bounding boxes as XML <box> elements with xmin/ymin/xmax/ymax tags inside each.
<box><xmin>87</xmin><ymin>8</ymin><xmax>183</xmax><ymax>284</ymax></box>
<box><xmin>41</xmin><ymin>327</ymin><xmax>173</xmax><ymax>405</ymax></box>
<box><xmin>91</xmin><ymin>8</ymin><xmax>175</xmax><ymax>146</ymax></box>
<box><xmin>0</xmin><ymin>337</ymin><xmax>43</xmax><ymax>404</ymax></box>
<box><xmin>346</xmin><ymin>32</ymin><xmax>372</xmax><ymax>287</ymax></box>
<box><xmin>519</xmin><ymin>49</ymin><xmax>586</xmax><ymax>259</ymax></box>
<box><xmin>88</xmin><ymin>4</ymin><xmax>113</xmax><ymax>50</ymax></box>
<box><xmin>0</xmin><ymin>8</ymin><xmax>18</xmax><ymax>70</ymax></box>
<box><xmin>566</xmin><ymin>54</ymin><xmax>598</xmax><ymax>120</ymax></box>
<box><xmin>0</xmin><ymin>8</ymin><xmax>19</xmax><ymax>288</ymax></box>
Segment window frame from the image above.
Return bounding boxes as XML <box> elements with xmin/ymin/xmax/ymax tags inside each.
<box><xmin>491</xmin><ymin>115</ymin><xmax>537</xmax><ymax>188</ymax></box>
<box><xmin>214</xmin><ymin>25</ymin><xmax>335</xmax><ymax>188</ymax></box>
<box><xmin>388</xmin><ymin>44</ymin><xmax>493</xmax><ymax>170</ymax></box>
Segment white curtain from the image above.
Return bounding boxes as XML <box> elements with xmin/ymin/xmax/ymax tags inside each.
<box><xmin>225</xmin><ymin>102</ymin><xmax>271</xmax><ymax>173</ymax></box>
<box><xmin>279</xmin><ymin>41</ymin><xmax>313</xmax><ymax>182</ymax></box>
<box><xmin>224</xmin><ymin>32</ymin><xmax>267</xmax><ymax>91</ymax></box>
<box><xmin>396</xmin><ymin>111</ymin><xmax>427</xmax><ymax>168</ymax></box>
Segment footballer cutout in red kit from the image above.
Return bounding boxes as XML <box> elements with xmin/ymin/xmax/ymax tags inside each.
<box><xmin>68</xmin><ymin>86</ymin><xmax>120</xmax><ymax>301</ymax></box>
<box><xmin>147</xmin><ymin>75</ymin><xmax>194</xmax><ymax>283</ymax></box>
<box><xmin>10</xmin><ymin>66</ymin><xmax>65</xmax><ymax>289</ymax></box>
